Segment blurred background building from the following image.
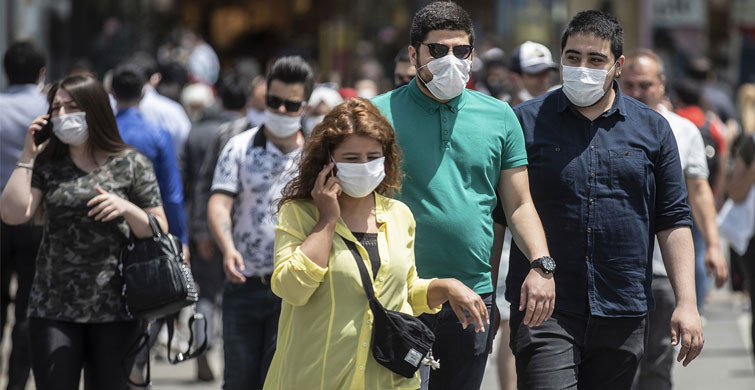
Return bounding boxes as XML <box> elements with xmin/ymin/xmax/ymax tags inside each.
<box><xmin>1</xmin><ymin>0</ymin><xmax>754</xmax><ymax>96</ymax></box>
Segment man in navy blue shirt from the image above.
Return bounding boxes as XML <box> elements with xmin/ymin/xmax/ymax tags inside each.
<box><xmin>507</xmin><ymin>10</ymin><xmax>703</xmax><ymax>389</ymax></box>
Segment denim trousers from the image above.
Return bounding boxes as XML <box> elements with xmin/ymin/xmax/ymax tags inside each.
<box><xmin>419</xmin><ymin>293</ymin><xmax>495</xmax><ymax>390</ymax></box>
<box><xmin>632</xmin><ymin>276</ymin><xmax>675</xmax><ymax>390</ymax></box>
<box><xmin>510</xmin><ymin>309</ymin><xmax>647</xmax><ymax>390</ymax></box>
<box><xmin>222</xmin><ymin>278</ymin><xmax>281</xmax><ymax>390</ymax></box>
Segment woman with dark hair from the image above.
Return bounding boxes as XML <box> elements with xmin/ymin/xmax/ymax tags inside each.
<box><xmin>0</xmin><ymin>74</ymin><xmax>167</xmax><ymax>389</ymax></box>
<box><xmin>263</xmin><ymin>98</ymin><xmax>485</xmax><ymax>390</ymax></box>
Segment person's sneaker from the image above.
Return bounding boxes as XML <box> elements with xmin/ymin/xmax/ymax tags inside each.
<box><xmin>197</xmin><ymin>354</ymin><xmax>215</xmax><ymax>382</ymax></box>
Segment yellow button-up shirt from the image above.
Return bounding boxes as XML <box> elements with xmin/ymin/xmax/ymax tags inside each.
<box><xmin>263</xmin><ymin>193</ymin><xmax>441</xmax><ymax>390</ymax></box>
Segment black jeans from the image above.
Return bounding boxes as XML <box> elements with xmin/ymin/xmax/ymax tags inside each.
<box><xmin>632</xmin><ymin>276</ymin><xmax>675</xmax><ymax>390</ymax></box>
<box><xmin>1</xmin><ymin>222</ymin><xmax>41</xmax><ymax>390</ymax></box>
<box><xmin>418</xmin><ymin>292</ymin><xmax>494</xmax><ymax>390</ymax></box>
<box><xmin>29</xmin><ymin>317</ymin><xmax>143</xmax><ymax>390</ymax></box>
<box><xmin>510</xmin><ymin>309</ymin><xmax>647</xmax><ymax>390</ymax></box>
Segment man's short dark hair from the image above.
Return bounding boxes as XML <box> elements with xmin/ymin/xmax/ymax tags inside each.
<box><xmin>560</xmin><ymin>10</ymin><xmax>623</xmax><ymax>61</ymax></box>
<box><xmin>395</xmin><ymin>47</ymin><xmax>411</xmax><ymax>64</ymax></box>
<box><xmin>673</xmin><ymin>78</ymin><xmax>702</xmax><ymax>107</ymax></box>
<box><xmin>129</xmin><ymin>52</ymin><xmax>160</xmax><ymax>81</ymax></box>
<box><xmin>410</xmin><ymin>1</ymin><xmax>475</xmax><ymax>50</ymax></box>
<box><xmin>219</xmin><ymin>72</ymin><xmax>249</xmax><ymax>111</ymax></box>
<box><xmin>3</xmin><ymin>41</ymin><xmax>45</xmax><ymax>85</ymax></box>
<box><xmin>111</xmin><ymin>63</ymin><xmax>146</xmax><ymax>102</ymax></box>
<box><xmin>266</xmin><ymin>56</ymin><xmax>314</xmax><ymax>101</ymax></box>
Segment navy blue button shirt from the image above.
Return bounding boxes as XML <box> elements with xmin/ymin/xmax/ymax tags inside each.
<box><xmin>506</xmin><ymin>82</ymin><xmax>692</xmax><ymax>317</ymax></box>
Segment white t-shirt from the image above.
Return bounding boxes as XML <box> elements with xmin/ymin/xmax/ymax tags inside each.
<box><xmin>211</xmin><ymin>127</ymin><xmax>301</xmax><ymax>277</ymax></box>
<box><xmin>653</xmin><ymin>105</ymin><xmax>709</xmax><ymax>277</ymax></box>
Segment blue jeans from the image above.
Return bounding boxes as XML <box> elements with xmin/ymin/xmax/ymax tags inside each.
<box><xmin>222</xmin><ymin>278</ymin><xmax>281</xmax><ymax>390</ymax></box>
<box><xmin>691</xmin><ymin>222</ymin><xmax>708</xmax><ymax>313</ymax></box>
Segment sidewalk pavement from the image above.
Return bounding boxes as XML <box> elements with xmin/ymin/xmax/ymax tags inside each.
<box><xmin>2</xmin><ymin>289</ymin><xmax>753</xmax><ymax>389</ymax></box>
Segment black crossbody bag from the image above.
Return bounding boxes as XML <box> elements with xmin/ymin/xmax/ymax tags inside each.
<box><xmin>119</xmin><ymin>212</ymin><xmax>208</xmax><ymax>387</ymax></box>
<box><xmin>342</xmin><ymin>238</ymin><xmax>437</xmax><ymax>378</ymax></box>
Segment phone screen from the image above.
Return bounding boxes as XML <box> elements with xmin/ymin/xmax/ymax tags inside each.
<box><xmin>34</xmin><ymin>109</ymin><xmax>53</xmax><ymax>145</ymax></box>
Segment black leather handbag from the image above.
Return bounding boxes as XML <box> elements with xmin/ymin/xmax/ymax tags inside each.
<box><xmin>119</xmin><ymin>212</ymin><xmax>207</xmax><ymax>387</ymax></box>
<box><xmin>119</xmin><ymin>212</ymin><xmax>198</xmax><ymax>319</ymax></box>
<box><xmin>342</xmin><ymin>238</ymin><xmax>437</xmax><ymax>378</ymax></box>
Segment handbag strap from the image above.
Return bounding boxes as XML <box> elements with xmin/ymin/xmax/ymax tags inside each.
<box><xmin>342</xmin><ymin>237</ymin><xmax>377</xmax><ymax>301</ymax></box>
<box><xmin>144</xmin><ymin>212</ymin><xmax>162</xmax><ymax>237</ymax></box>
<box><xmin>166</xmin><ymin>311</ymin><xmax>209</xmax><ymax>364</ymax></box>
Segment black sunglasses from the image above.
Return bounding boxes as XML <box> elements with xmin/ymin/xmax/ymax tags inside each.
<box><xmin>266</xmin><ymin>95</ymin><xmax>305</xmax><ymax>113</ymax></box>
<box><xmin>422</xmin><ymin>43</ymin><xmax>474</xmax><ymax>60</ymax></box>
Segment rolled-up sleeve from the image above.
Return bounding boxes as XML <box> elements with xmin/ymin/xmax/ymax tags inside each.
<box><xmin>654</xmin><ymin>120</ymin><xmax>693</xmax><ymax>232</ymax></box>
<box><xmin>271</xmin><ymin>202</ymin><xmax>328</xmax><ymax>306</ymax></box>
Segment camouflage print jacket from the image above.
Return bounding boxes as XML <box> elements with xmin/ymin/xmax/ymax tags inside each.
<box><xmin>30</xmin><ymin>148</ymin><xmax>162</xmax><ymax>322</ymax></box>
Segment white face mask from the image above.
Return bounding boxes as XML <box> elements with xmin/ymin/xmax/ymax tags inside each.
<box><xmin>52</xmin><ymin>112</ymin><xmax>89</xmax><ymax>146</ymax></box>
<box><xmin>416</xmin><ymin>55</ymin><xmax>472</xmax><ymax>100</ymax></box>
<box><xmin>263</xmin><ymin>110</ymin><xmax>301</xmax><ymax>138</ymax></box>
<box><xmin>335</xmin><ymin>156</ymin><xmax>386</xmax><ymax>198</ymax></box>
<box><xmin>561</xmin><ymin>61</ymin><xmax>617</xmax><ymax>107</ymax></box>
<box><xmin>303</xmin><ymin>115</ymin><xmax>325</xmax><ymax>136</ymax></box>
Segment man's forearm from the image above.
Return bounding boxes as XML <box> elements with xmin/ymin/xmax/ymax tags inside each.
<box><xmin>506</xmin><ymin>201</ymin><xmax>550</xmax><ymax>261</ymax></box>
<box><xmin>686</xmin><ymin>178</ymin><xmax>721</xmax><ymax>249</ymax></box>
<box><xmin>657</xmin><ymin>226</ymin><xmax>697</xmax><ymax>307</ymax></box>
<box><xmin>207</xmin><ymin>197</ymin><xmax>236</xmax><ymax>255</ymax></box>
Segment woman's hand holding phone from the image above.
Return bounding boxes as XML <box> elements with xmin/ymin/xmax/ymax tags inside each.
<box><xmin>25</xmin><ymin>114</ymin><xmax>51</xmax><ymax>156</ymax></box>
<box><xmin>312</xmin><ymin>162</ymin><xmax>342</xmax><ymax>224</ymax></box>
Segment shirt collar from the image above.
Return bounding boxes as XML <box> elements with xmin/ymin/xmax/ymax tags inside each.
<box><xmin>556</xmin><ymin>80</ymin><xmax>627</xmax><ymax>118</ymax></box>
<box><xmin>407</xmin><ymin>77</ymin><xmax>466</xmax><ymax>114</ymax></box>
<box><xmin>335</xmin><ymin>193</ymin><xmax>388</xmax><ymax>241</ymax></box>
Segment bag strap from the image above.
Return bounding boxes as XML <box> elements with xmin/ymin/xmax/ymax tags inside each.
<box><xmin>144</xmin><ymin>212</ymin><xmax>162</xmax><ymax>238</ymax></box>
<box><xmin>166</xmin><ymin>311</ymin><xmax>209</xmax><ymax>364</ymax></box>
<box><xmin>342</xmin><ymin>237</ymin><xmax>376</xmax><ymax>301</ymax></box>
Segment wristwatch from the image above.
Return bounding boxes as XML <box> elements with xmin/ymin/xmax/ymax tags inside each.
<box><xmin>531</xmin><ymin>256</ymin><xmax>556</xmax><ymax>274</ymax></box>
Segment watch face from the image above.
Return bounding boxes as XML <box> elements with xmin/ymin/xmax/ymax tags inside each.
<box><xmin>543</xmin><ymin>257</ymin><xmax>556</xmax><ymax>272</ymax></box>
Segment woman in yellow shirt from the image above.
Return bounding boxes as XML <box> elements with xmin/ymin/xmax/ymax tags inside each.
<box><xmin>264</xmin><ymin>98</ymin><xmax>487</xmax><ymax>390</ymax></box>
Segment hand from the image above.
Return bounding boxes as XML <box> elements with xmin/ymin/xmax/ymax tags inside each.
<box><xmin>519</xmin><ymin>268</ymin><xmax>555</xmax><ymax>327</ymax></box>
<box><xmin>87</xmin><ymin>186</ymin><xmax>133</xmax><ymax>222</ymax></box>
<box><xmin>197</xmin><ymin>238</ymin><xmax>216</xmax><ymax>261</ymax></box>
<box><xmin>182</xmin><ymin>243</ymin><xmax>191</xmax><ymax>264</ymax></box>
<box><xmin>24</xmin><ymin>115</ymin><xmax>51</xmax><ymax>156</ymax></box>
<box><xmin>223</xmin><ymin>248</ymin><xmax>246</xmax><ymax>284</ymax></box>
<box><xmin>670</xmin><ymin>304</ymin><xmax>704</xmax><ymax>366</ymax></box>
<box><xmin>445</xmin><ymin>279</ymin><xmax>489</xmax><ymax>333</ymax></box>
<box><xmin>311</xmin><ymin>163</ymin><xmax>341</xmax><ymax>224</ymax></box>
<box><xmin>704</xmin><ymin>246</ymin><xmax>728</xmax><ymax>288</ymax></box>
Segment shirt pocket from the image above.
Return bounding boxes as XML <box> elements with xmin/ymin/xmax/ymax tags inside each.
<box><xmin>609</xmin><ymin>148</ymin><xmax>648</xmax><ymax>194</ymax></box>
<box><xmin>528</xmin><ymin>144</ymin><xmax>578</xmax><ymax>197</ymax></box>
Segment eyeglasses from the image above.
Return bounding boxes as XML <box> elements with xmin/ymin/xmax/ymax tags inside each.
<box><xmin>422</xmin><ymin>43</ymin><xmax>474</xmax><ymax>60</ymax></box>
<box><xmin>266</xmin><ymin>95</ymin><xmax>305</xmax><ymax>113</ymax></box>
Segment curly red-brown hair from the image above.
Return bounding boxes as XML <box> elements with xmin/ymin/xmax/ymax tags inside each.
<box><xmin>279</xmin><ymin>97</ymin><xmax>402</xmax><ymax>208</ymax></box>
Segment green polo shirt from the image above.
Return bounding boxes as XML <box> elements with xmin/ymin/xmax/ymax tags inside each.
<box><xmin>372</xmin><ymin>79</ymin><xmax>528</xmax><ymax>293</ymax></box>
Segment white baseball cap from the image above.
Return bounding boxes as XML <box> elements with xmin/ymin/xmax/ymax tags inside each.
<box><xmin>511</xmin><ymin>41</ymin><xmax>557</xmax><ymax>74</ymax></box>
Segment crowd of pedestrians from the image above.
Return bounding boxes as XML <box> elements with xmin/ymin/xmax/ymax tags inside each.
<box><xmin>1</xmin><ymin>1</ymin><xmax>755</xmax><ymax>390</ymax></box>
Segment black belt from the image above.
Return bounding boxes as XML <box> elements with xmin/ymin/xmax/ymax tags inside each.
<box><xmin>248</xmin><ymin>274</ymin><xmax>273</xmax><ymax>285</ymax></box>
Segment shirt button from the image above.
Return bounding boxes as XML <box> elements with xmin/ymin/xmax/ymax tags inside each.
<box><xmin>589</xmin><ymin>198</ymin><xmax>595</xmax><ymax>204</ymax></box>
<box><xmin>585</xmin><ymin>256</ymin><xmax>589</xmax><ymax>261</ymax></box>
<box><xmin>359</xmin><ymin>365</ymin><xmax>365</xmax><ymax>370</ymax></box>
<box><xmin>590</xmin><ymin>145</ymin><xmax>596</xmax><ymax>151</ymax></box>
<box><xmin>587</xmin><ymin>227</ymin><xmax>592</xmax><ymax>232</ymax></box>
<box><xmin>378</xmin><ymin>276</ymin><xmax>385</xmax><ymax>282</ymax></box>
<box><xmin>554</xmin><ymin>147</ymin><xmax>561</xmax><ymax>152</ymax></box>
<box><xmin>442</xmin><ymin>118</ymin><xmax>448</xmax><ymax>123</ymax></box>
<box><xmin>590</xmin><ymin>172</ymin><xmax>596</xmax><ymax>178</ymax></box>
<box><xmin>363</xmin><ymin>342</ymin><xmax>368</xmax><ymax>347</ymax></box>
<box><xmin>367</xmin><ymin>319</ymin><xmax>372</xmax><ymax>324</ymax></box>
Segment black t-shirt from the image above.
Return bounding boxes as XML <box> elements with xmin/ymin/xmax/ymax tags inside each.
<box><xmin>353</xmin><ymin>232</ymin><xmax>380</xmax><ymax>277</ymax></box>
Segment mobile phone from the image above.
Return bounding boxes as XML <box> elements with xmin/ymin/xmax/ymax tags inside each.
<box><xmin>34</xmin><ymin>110</ymin><xmax>53</xmax><ymax>145</ymax></box>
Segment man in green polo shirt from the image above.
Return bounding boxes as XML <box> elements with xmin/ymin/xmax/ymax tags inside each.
<box><xmin>372</xmin><ymin>2</ymin><xmax>554</xmax><ymax>389</ymax></box>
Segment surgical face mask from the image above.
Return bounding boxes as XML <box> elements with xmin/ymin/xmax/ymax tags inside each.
<box><xmin>416</xmin><ymin>55</ymin><xmax>472</xmax><ymax>100</ymax></box>
<box><xmin>263</xmin><ymin>110</ymin><xmax>301</xmax><ymax>138</ymax></box>
<box><xmin>52</xmin><ymin>112</ymin><xmax>89</xmax><ymax>146</ymax></box>
<box><xmin>561</xmin><ymin>61</ymin><xmax>617</xmax><ymax>107</ymax></box>
<box><xmin>335</xmin><ymin>156</ymin><xmax>386</xmax><ymax>198</ymax></box>
<box><xmin>303</xmin><ymin>115</ymin><xmax>325</xmax><ymax>136</ymax></box>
